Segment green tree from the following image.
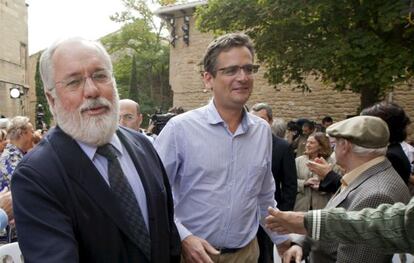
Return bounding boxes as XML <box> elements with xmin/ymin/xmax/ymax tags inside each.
<box><xmin>101</xmin><ymin>0</ymin><xmax>173</xmax><ymax>125</ymax></box>
<box><xmin>129</xmin><ymin>55</ymin><xmax>139</xmax><ymax>102</ymax></box>
<box><xmin>197</xmin><ymin>0</ymin><xmax>414</xmax><ymax>109</ymax></box>
<box><xmin>34</xmin><ymin>57</ymin><xmax>52</xmax><ymax>129</ymax></box>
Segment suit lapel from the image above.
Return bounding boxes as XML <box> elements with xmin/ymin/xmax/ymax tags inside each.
<box><xmin>325</xmin><ymin>186</ymin><xmax>347</xmax><ymax>208</ymax></box>
<box><xmin>47</xmin><ymin>127</ymin><xmax>137</xmax><ymax>244</ymax></box>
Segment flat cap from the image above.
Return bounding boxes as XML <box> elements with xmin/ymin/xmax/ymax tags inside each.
<box><xmin>326</xmin><ymin>116</ymin><xmax>389</xmax><ymax>148</ymax></box>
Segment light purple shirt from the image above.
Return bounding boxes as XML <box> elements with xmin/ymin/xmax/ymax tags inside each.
<box><xmin>76</xmin><ymin>134</ymin><xmax>149</xmax><ymax>230</ymax></box>
<box><xmin>154</xmin><ymin>100</ymin><xmax>288</xmax><ymax>248</ymax></box>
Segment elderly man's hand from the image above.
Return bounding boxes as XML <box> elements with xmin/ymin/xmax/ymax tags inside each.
<box><xmin>265</xmin><ymin>207</ymin><xmax>307</xmax><ymax>235</ymax></box>
<box><xmin>283</xmin><ymin>244</ymin><xmax>303</xmax><ymax>263</ymax></box>
<box><xmin>0</xmin><ymin>188</ymin><xmax>13</xmax><ymax>221</ymax></box>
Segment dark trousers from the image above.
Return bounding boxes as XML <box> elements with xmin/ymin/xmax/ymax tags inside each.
<box><xmin>257</xmin><ymin>226</ymin><xmax>273</xmax><ymax>263</ymax></box>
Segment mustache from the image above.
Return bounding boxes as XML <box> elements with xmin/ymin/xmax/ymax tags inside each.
<box><xmin>79</xmin><ymin>98</ymin><xmax>112</xmax><ymax>113</ymax></box>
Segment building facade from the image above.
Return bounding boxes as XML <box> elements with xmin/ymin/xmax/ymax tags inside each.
<box><xmin>155</xmin><ymin>1</ymin><xmax>414</xmax><ymax>141</ymax></box>
<box><xmin>0</xmin><ymin>0</ymin><xmax>30</xmax><ymax>119</ymax></box>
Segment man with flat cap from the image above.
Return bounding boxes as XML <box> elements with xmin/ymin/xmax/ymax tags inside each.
<box><xmin>267</xmin><ymin>116</ymin><xmax>410</xmax><ymax>263</ymax></box>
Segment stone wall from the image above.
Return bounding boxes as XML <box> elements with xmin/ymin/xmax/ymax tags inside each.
<box><xmin>0</xmin><ymin>0</ymin><xmax>29</xmax><ymax>119</ymax></box>
<box><xmin>168</xmin><ymin>12</ymin><xmax>414</xmax><ymax>142</ymax></box>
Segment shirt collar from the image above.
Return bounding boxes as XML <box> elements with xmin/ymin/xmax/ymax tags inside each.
<box><xmin>205</xmin><ymin>99</ymin><xmax>254</xmax><ymax>132</ymax></box>
<box><xmin>341</xmin><ymin>156</ymin><xmax>385</xmax><ymax>188</ymax></box>
<box><xmin>206</xmin><ymin>99</ymin><xmax>224</xmax><ymax>125</ymax></box>
<box><xmin>76</xmin><ymin>133</ymin><xmax>123</xmax><ymax>161</ymax></box>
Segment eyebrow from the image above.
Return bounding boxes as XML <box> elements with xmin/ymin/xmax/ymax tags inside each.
<box><xmin>60</xmin><ymin>67</ymin><xmax>108</xmax><ymax>79</ymax></box>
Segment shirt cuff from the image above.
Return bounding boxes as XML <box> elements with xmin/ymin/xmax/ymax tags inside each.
<box><xmin>0</xmin><ymin>209</ymin><xmax>8</xmax><ymax>230</ymax></box>
<box><xmin>270</xmin><ymin>233</ymin><xmax>290</xmax><ymax>245</ymax></box>
<box><xmin>175</xmin><ymin>221</ymin><xmax>192</xmax><ymax>241</ymax></box>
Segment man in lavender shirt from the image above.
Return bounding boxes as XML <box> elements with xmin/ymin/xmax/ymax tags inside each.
<box><xmin>155</xmin><ymin>33</ymin><xmax>289</xmax><ymax>263</ymax></box>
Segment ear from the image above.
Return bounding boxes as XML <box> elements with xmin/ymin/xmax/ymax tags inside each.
<box><xmin>202</xmin><ymin>71</ymin><xmax>214</xmax><ymax>91</ymax></box>
<box><xmin>137</xmin><ymin>113</ymin><xmax>143</xmax><ymax>126</ymax></box>
<box><xmin>45</xmin><ymin>91</ymin><xmax>56</xmax><ymax>114</ymax></box>
<box><xmin>342</xmin><ymin>140</ymin><xmax>353</xmax><ymax>154</ymax></box>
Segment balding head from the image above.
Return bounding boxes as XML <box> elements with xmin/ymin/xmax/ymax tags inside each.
<box><xmin>119</xmin><ymin>99</ymin><xmax>143</xmax><ymax>131</ymax></box>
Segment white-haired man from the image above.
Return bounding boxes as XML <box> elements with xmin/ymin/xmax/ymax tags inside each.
<box><xmin>11</xmin><ymin>38</ymin><xmax>180</xmax><ymax>262</ymax></box>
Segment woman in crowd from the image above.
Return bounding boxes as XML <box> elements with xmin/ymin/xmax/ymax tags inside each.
<box><xmin>294</xmin><ymin>132</ymin><xmax>336</xmax><ymax>211</ymax></box>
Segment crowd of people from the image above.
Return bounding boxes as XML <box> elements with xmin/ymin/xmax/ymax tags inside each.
<box><xmin>0</xmin><ymin>32</ymin><xmax>413</xmax><ymax>263</ymax></box>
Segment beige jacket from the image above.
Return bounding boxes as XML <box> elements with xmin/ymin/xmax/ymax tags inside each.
<box><xmin>293</xmin><ymin>155</ymin><xmax>333</xmax><ymax>211</ymax></box>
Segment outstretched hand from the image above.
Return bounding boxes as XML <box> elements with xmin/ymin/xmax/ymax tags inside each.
<box><xmin>265</xmin><ymin>207</ymin><xmax>307</xmax><ymax>235</ymax></box>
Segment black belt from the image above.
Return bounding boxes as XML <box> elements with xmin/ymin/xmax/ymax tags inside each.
<box><xmin>216</xmin><ymin>247</ymin><xmax>242</xmax><ymax>254</ymax></box>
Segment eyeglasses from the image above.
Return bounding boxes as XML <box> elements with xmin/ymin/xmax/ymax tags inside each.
<box><xmin>120</xmin><ymin>114</ymin><xmax>136</xmax><ymax>121</ymax></box>
<box><xmin>55</xmin><ymin>69</ymin><xmax>113</xmax><ymax>91</ymax></box>
<box><xmin>216</xmin><ymin>64</ymin><xmax>260</xmax><ymax>76</ymax></box>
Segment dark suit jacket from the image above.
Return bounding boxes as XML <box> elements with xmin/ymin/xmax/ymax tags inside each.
<box><xmin>272</xmin><ymin>135</ymin><xmax>297</xmax><ymax>211</ymax></box>
<box><xmin>12</xmin><ymin>126</ymin><xmax>181</xmax><ymax>263</ymax></box>
<box><xmin>258</xmin><ymin>136</ymin><xmax>298</xmax><ymax>263</ymax></box>
<box><xmin>318</xmin><ymin>170</ymin><xmax>342</xmax><ymax>193</ymax></box>
<box><xmin>387</xmin><ymin>142</ymin><xmax>411</xmax><ymax>184</ymax></box>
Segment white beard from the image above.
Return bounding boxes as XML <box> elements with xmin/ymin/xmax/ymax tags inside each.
<box><xmin>53</xmin><ymin>89</ymin><xmax>120</xmax><ymax>146</ymax></box>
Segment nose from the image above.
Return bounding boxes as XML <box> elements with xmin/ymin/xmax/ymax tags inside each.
<box><xmin>119</xmin><ymin>117</ymin><xmax>126</xmax><ymax>125</ymax></box>
<box><xmin>235</xmin><ymin>68</ymin><xmax>249</xmax><ymax>81</ymax></box>
<box><xmin>83</xmin><ymin>77</ymin><xmax>100</xmax><ymax>98</ymax></box>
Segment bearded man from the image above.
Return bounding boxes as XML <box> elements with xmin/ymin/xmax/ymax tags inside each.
<box><xmin>11</xmin><ymin>38</ymin><xmax>180</xmax><ymax>263</ymax></box>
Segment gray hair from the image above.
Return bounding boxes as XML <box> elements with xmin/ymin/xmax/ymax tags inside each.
<box><xmin>251</xmin><ymin>102</ymin><xmax>273</xmax><ymax>120</ymax></box>
<box><xmin>271</xmin><ymin>118</ymin><xmax>287</xmax><ymax>138</ymax></box>
<box><xmin>7</xmin><ymin>116</ymin><xmax>31</xmax><ymax>141</ymax></box>
<box><xmin>203</xmin><ymin>33</ymin><xmax>254</xmax><ymax>76</ymax></box>
<box><xmin>351</xmin><ymin>144</ymin><xmax>387</xmax><ymax>156</ymax></box>
<box><xmin>39</xmin><ymin>37</ymin><xmax>113</xmax><ymax>96</ymax></box>
<box><xmin>336</xmin><ymin>137</ymin><xmax>388</xmax><ymax>157</ymax></box>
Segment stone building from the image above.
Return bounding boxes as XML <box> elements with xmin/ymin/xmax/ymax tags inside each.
<box><xmin>0</xmin><ymin>0</ymin><xmax>32</xmax><ymax>120</ymax></box>
<box><xmin>155</xmin><ymin>1</ymin><xmax>414</xmax><ymax>141</ymax></box>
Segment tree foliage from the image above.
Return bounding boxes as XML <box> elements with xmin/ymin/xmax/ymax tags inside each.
<box><xmin>196</xmin><ymin>0</ymin><xmax>414</xmax><ymax>108</ymax></box>
<box><xmin>101</xmin><ymin>0</ymin><xmax>173</xmax><ymax>126</ymax></box>
<box><xmin>129</xmin><ymin>55</ymin><xmax>139</xmax><ymax>101</ymax></box>
<box><xmin>34</xmin><ymin>58</ymin><xmax>52</xmax><ymax>128</ymax></box>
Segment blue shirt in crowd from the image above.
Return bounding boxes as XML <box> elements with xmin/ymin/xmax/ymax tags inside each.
<box><xmin>0</xmin><ymin>209</ymin><xmax>8</xmax><ymax>231</ymax></box>
<box><xmin>154</xmin><ymin>100</ymin><xmax>288</xmax><ymax>249</ymax></box>
<box><xmin>0</xmin><ymin>143</ymin><xmax>24</xmax><ymax>191</ymax></box>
